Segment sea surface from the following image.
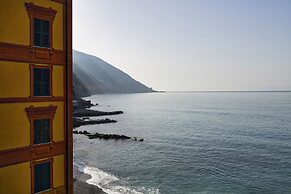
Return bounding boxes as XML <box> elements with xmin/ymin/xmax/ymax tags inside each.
<box><xmin>73</xmin><ymin>92</ymin><xmax>291</xmax><ymax>194</ymax></box>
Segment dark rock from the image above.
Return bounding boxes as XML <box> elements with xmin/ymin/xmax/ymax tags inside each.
<box><xmin>73</xmin><ymin>109</ymin><xmax>123</xmax><ymax>117</ymax></box>
<box><xmin>73</xmin><ymin>117</ymin><xmax>117</xmax><ymax>128</ymax></box>
<box><xmin>86</xmin><ymin>132</ymin><xmax>131</xmax><ymax>140</ymax></box>
<box><xmin>73</xmin><ymin>98</ymin><xmax>95</xmax><ymax>110</ymax></box>
<box><xmin>74</xmin><ymin>130</ymin><xmax>143</xmax><ymax>142</ymax></box>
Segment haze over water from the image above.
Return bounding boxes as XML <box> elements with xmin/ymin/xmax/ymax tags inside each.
<box><xmin>74</xmin><ymin>92</ymin><xmax>291</xmax><ymax>194</ymax></box>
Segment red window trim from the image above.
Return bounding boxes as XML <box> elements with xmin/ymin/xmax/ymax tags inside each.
<box><xmin>25</xmin><ymin>105</ymin><xmax>57</xmax><ymax>146</ymax></box>
<box><xmin>30</xmin><ymin>158</ymin><xmax>53</xmax><ymax>194</ymax></box>
<box><xmin>30</xmin><ymin>64</ymin><xmax>53</xmax><ymax>98</ymax></box>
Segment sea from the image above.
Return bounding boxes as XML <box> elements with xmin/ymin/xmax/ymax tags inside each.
<box><xmin>73</xmin><ymin>92</ymin><xmax>291</xmax><ymax>194</ymax></box>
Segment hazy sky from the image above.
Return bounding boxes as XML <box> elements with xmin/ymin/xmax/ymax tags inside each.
<box><xmin>73</xmin><ymin>0</ymin><xmax>291</xmax><ymax>91</ymax></box>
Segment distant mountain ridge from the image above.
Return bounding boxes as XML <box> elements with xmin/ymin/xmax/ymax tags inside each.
<box><xmin>73</xmin><ymin>50</ymin><xmax>154</xmax><ymax>97</ymax></box>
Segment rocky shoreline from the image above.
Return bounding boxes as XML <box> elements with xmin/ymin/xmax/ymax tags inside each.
<box><xmin>73</xmin><ymin>165</ymin><xmax>106</xmax><ymax>194</ymax></box>
<box><xmin>73</xmin><ymin>97</ymin><xmax>144</xmax><ymax>193</ymax></box>
<box><xmin>73</xmin><ymin>97</ymin><xmax>122</xmax><ymax>128</ymax></box>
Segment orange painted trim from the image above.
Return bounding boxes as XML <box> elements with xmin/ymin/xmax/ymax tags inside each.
<box><xmin>0</xmin><ymin>96</ymin><xmax>64</xmax><ymax>103</ymax></box>
<box><xmin>0</xmin><ymin>141</ymin><xmax>65</xmax><ymax>167</ymax></box>
<box><xmin>31</xmin><ymin>158</ymin><xmax>54</xmax><ymax>194</ymax></box>
<box><xmin>0</xmin><ymin>42</ymin><xmax>65</xmax><ymax>65</ymax></box>
<box><xmin>65</xmin><ymin>0</ymin><xmax>73</xmax><ymax>193</ymax></box>
<box><xmin>51</xmin><ymin>0</ymin><xmax>66</xmax><ymax>4</ymax></box>
<box><xmin>38</xmin><ymin>186</ymin><xmax>66</xmax><ymax>194</ymax></box>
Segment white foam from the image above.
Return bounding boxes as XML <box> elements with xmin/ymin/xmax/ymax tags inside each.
<box><xmin>73</xmin><ymin>159</ymin><xmax>159</xmax><ymax>194</ymax></box>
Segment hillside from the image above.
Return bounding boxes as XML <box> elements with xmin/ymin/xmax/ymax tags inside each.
<box><xmin>73</xmin><ymin>50</ymin><xmax>154</xmax><ymax>98</ymax></box>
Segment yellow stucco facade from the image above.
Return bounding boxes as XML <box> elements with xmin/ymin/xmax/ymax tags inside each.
<box><xmin>0</xmin><ymin>101</ymin><xmax>64</xmax><ymax>150</ymax></box>
<box><xmin>0</xmin><ymin>155</ymin><xmax>65</xmax><ymax>194</ymax></box>
<box><xmin>0</xmin><ymin>0</ymin><xmax>63</xmax><ymax>50</ymax></box>
<box><xmin>0</xmin><ymin>61</ymin><xmax>64</xmax><ymax>98</ymax></box>
<box><xmin>0</xmin><ymin>0</ymin><xmax>72</xmax><ymax>193</ymax></box>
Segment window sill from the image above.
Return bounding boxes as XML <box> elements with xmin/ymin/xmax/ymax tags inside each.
<box><xmin>35</xmin><ymin>188</ymin><xmax>53</xmax><ymax>194</ymax></box>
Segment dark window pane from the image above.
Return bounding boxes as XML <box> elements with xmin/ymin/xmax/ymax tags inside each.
<box><xmin>43</xmin><ymin>83</ymin><xmax>50</xmax><ymax>96</ymax></box>
<box><xmin>42</xmin><ymin>20</ymin><xmax>49</xmax><ymax>34</ymax></box>
<box><xmin>43</xmin><ymin>34</ymin><xmax>49</xmax><ymax>47</ymax></box>
<box><xmin>33</xmin><ymin>68</ymin><xmax>50</xmax><ymax>96</ymax></box>
<box><xmin>42</xmin><ymin>69</ymin><xmax>49</xmax><ymax>82</ymax></box>
<box><xmin>34</xmin><ymin>162</ymin><xmax>51</xmax><ymax>193</ymax></box>
<box><xmin>41</xmin><ymin>162</ymin><xmax>50</xmax><ymax>190</ymax></box>
<box><xmin>34</xmin><ymin>18</ymin><xmax>41</xmax><ymax>32</ymax></box>
<box><xmin>34</xmin><ymin>119</ymin><xmax>50</xmax><ymax>144</ymax></box>
<box><xmin>34</xmin><ymin>83</ymin><xmax>41</xmax><ymax>96</ymax></box>
<box><xmin>34</xmin><ymin>32</ymin><xmax>41</xmax><ymax>47</ymax></box>
<box><xmin>34</xmin><ymin>164</ymin><xmax>41</xmax><ymax>192</ymax></box>
<box><xmin>34</xmin><ymin>69</ymin><xmax>41</xmax><ymax>82</ymax></box>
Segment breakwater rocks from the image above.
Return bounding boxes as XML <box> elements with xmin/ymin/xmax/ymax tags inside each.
<box><xmin>73</xmin><ymin>130</ymin><xmax>144</xmax><ymax>142</ymax></box>
<box><xmin>73</xmin><ymin>117</ymin><xmax>117</xmax><ymax>128</ymax></box>
<box><xmin>73</xmin><ymin>109</ymin><xmax>123</xmax><ymax>117</ymax></box>
<box><xmin>73</xmin><ymin>98</ymin><xmax>123</xmax><ymax>128</ymax></box>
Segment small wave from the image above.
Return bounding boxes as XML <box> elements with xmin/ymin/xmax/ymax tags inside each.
<box><xmin>74</xmin><ymin>160</ymin><xmax>159</xmax><ymax>194</ymax></box>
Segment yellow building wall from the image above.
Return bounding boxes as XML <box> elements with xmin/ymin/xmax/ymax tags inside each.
<box><xmin>0</xmin><ymin>61</ymin><xmax>64</xmax><ymax>98</ymax></box>
<box><xmin>53</xmin><ymin>102</ymin><xmax>64</xmax><ymax>142</ymax></box>
<box><xmin>0</xmin><ymin>0</ymin><xmax>63</xmax><ymax>50</ymax></box>
<box><xmin>53</xmin><ymin>66</ymin><xmax>64</xmax><ymax>97</ymax></box>
<box><xmin>0</xmin><ymin>61</ymin><xmax>30</xmax><ymax>98</ymax></box>
<box><xmin>0</xmin><ymin>162</ymin><xmax>31</xmax><ymax>194</ymax></box>
<box><xmin>0</xmin><ymin>155</ymin><xmax>65</xmax><ymax>194</ymax></box>
<box><xmin>0</xmin><ymin>1</ymin><xmax>30</xmax><ymax>46</ymax></box>
<box><xmin>53</xmin><ymin>155</ymin><xmax>65</xmax><ymax>188</ymax></box>
<box><xmin>0</xmin><ymin>101</ymin><xmax>64</xmax><ymax>151</ymax></box>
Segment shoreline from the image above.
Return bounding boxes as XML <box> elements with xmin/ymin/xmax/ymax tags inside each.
<box><xmin>73</xmin><ymin>164</ymin><xmax>107</xmax><ymax>194</ymax></box>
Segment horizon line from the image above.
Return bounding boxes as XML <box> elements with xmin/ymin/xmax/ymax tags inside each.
<box><xmin>163</xmin><ymin>90</ymin><xmax>291</xmax><ymax>93</ymax></box>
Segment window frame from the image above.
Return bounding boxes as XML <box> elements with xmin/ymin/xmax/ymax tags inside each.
<box><xmin>30</xmin><ymin>64</ymin><xmax>53</xmax><ymax>98</ymax></box>
<box><xmin>25</xmin><ymin>105</ymin><xmax>57</xmax><ymax>147</ymax></box>
<box><xmin>31</xmin><ymin>158</ymin><xmax>53</xmax><ymax>194</ymax></box>
<box><xmin>25</xmin><ymin>2</ymin><xmax>57</xmax><ymax>49</ymax></box>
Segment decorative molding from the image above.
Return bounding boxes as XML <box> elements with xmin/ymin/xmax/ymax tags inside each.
<box><xmin>31</xmin><ymin>158</ymin><xmax>53</xmax><ymax>194</ymax></box>
<box><xmin>0</xmin><ymin>42</ymin><xmax>65</xmax><ymax>65</ymax></box>
<box><xmin>25</xmin><ymin>2</ymin><xmax>57</xmax><ymax>49</ymax></box>
<box><xmin>25</xmin><ymin>105</ymin><xmax>57</xmax><ymax>119</ymax></box>
<box><xmin>51</xmin><ymin>0</ymin><xmax>66</xmax><ymax>4</ymax></box>
<box><xmin>0</xmin><ymin>141</ymin><xmax>65</xmax><ymax>167</ymax></box>
<box><xmin>25</xmin><ymin>2</ymin><xmax>57</xmax><ymax>21</ymax></box>
<box><xmin>0</xmin><ymin>96</ymin><xmax>64</xmax><ymax>103</ymax></box>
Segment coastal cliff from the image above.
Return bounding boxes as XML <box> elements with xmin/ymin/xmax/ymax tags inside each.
<box><xmin>73</xmin><ymin>50</ymin><xmax>154</xmax><ymax>98</ymax></box>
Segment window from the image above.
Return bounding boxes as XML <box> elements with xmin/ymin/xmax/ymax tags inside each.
<box><xmin>25</xmin><ymin>2</ymin><xmax>57</xmax><ymax>49</ymax></box>
<box><xmin>33</xmin><ymin>67</ymin><xmax>51</xmax><ymax>97</ymax></box>
<box><xmin>33</xmin><ymin>160</ymin><xmax>52</xmax><ymax>193</ymax></box>
<box><xmin>34</xmin><ymin>119</ymin><xmax>50</xmax><ymax>144</ymax></box>
<box><xmin>34</xmin><ymin>18</ymin><xmax>50</xmax><ymax>48</ymax></box>
<box><xmin>25</xmin><ymin>105</ymin><xmax>56</xmax><ymax>146</ymax></box>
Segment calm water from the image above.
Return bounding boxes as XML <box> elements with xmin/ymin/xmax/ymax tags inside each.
<box><xmin>73</xmin><ymin>92</ymin><xmax>291</xmax><ymax>194</ymax></box>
